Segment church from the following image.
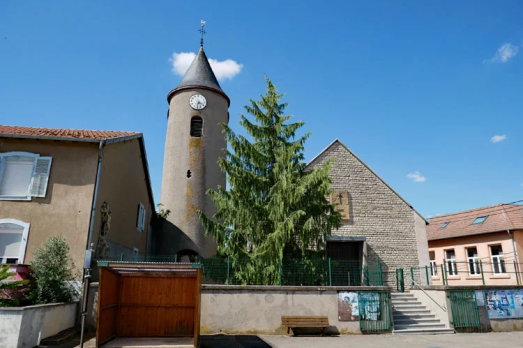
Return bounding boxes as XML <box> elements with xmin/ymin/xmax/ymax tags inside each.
<box><xmin>152</xmin><ymin>42</ymin><xmax>429</xmax><ymax>281</ymax></box>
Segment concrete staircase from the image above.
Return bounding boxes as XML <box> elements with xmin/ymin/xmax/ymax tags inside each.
<box><xmin>392</xmin><ymin>292</ymin><xmax>454</xmax><ymax>335</ymax></box>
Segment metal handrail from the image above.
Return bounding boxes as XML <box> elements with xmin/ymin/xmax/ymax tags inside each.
<box><xmin>405</xmin><ymin>273</ymin><xmax>447</xmax><ymax>313</ymax></box>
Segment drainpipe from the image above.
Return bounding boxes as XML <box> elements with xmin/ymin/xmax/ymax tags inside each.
<box><xmin>86</xmin><ymin>140</ymin><xmax>105</xmax><ymax>250</ymax></box>
<box><xmin>507</xmin><ymin>229</ymin><xmax>520</xmax><ymax>283</ymax></box>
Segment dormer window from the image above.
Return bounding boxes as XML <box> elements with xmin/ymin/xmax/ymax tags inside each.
<box><xmin>0</xmin><ymin>152</ymin><xmax>52</xmax><ymax>200</ymax></box>
<box><xmin>190</xmin><ymin>116</ymin><xmax>203</xmax><ymax>137</ymax></box>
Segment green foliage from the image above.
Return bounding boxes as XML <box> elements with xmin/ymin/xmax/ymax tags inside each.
<box><xmin>156</xmin><ymin>203</ymin><xmax>171</xmax><ymax>220</ymax></box>
<box><xmin>28</xmin><ymin>236</ymin><xmax>79</xmax><ymax>304</ymax></box>
<box><xmin>0</xmin><ymin>265</ymin><xmax>29</xmax><ymax>307</ymax></box>
<box><xmin>199</xmin><ymin>76</ymin><xmax>341</xmax><ymax>285</ymax></box>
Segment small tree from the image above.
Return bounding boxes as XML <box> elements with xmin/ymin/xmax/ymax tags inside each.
<box><xmin>199</xmin><ymin>76</ymin><xmax>341</xmax><ymax>285</ymax></box>
<box><xmin>0</xmin><ymin>265</ymin><xmax>29</xmax><ymax>307</ymax></box>
<box><xmin>28</xmin><ymin>236</ymin><xmax>79</xmax><ymax>304</ymax></box>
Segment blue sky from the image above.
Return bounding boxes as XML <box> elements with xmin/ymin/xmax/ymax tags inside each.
<box><xmin>1</xmin><ymin>0</ymin><xmax>522</xmax><ymax>218</ymax></box>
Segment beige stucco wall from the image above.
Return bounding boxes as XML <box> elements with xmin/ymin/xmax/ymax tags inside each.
<box><xmin>92</xmin><ymin>139</ymin><xmax>152</xmax><ymax>256</ymax></box>
<box><xmin>429</xmin><ymin>232</ymin><xmax>519</xmax><ymax>286</ymax></box>
<box><xmin>201</xmin><ymin>288</ymin><xmax>362</xmax><ymax>335</ymax></box>
<box><xmin>158</xmin><ymin>88</ymin><xmax>228</xmax><ymax>258</ymax></box>
<box><xmin>0</xmin><ymin>138</ymin><xmax>98</xmax><ymax>269</ymax></box>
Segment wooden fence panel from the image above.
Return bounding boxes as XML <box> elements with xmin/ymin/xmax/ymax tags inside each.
<box><xmin>117</xmin><ymin>274</ymin><xmax>197</xmax><ymax>337</ymax></box>
<box><xmin>96</xmin><ymin>268</ymin><xmax>120</xmax><ymax>346</ymax></box>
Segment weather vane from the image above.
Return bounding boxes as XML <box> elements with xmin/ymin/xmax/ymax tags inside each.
<box><xmin>199</xmin><ymin>20</ymin><xmax>206</xmax><ymax>47</ymax></box>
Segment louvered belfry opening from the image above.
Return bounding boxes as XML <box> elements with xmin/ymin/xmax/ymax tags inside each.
<box><xmin>190</xmin><ymin>116</ymin><xmax>203</xmax><ymax>137</ymax></box>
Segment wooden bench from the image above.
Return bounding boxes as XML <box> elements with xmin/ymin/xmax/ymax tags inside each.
<box><xmin>281</xmin><ymin>316</ymin><xmax>330</xmax><ymax>337</ymax></box>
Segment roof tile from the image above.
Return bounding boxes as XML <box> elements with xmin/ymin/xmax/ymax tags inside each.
<box><xmin>427</xmin><ymin>203</ymin><xmax>523</xmax><ymax>241</ymax></box>
<box><xmin>0</xmin><ymin>125</ymin><xmax>140</xmax><ymax>141</ymax></box>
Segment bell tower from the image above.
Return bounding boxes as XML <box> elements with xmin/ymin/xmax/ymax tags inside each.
<box><xmin>158</xmin><ymin>30</ymin><xmax>229</xmax><ymax>258</ymax></box>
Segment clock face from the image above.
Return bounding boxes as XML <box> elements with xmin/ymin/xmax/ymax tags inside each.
<box><xmin>189</xmin><ymin>94</ymin><xmax>207</xmax><ymax>110</ymax></box>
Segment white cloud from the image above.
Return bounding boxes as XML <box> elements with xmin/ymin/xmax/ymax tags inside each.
<box><xmin>170</xmin><ymin>52</ymin><xmax>243</xmax><ymax>81</ymax></box>
<box><xmin>491</xmin><ymin>134</ymin><xmax>507</xmax><ymax>143</ymax></box>
<box><xmin>485</xmin><ymin>43</ymin><xmax>519</xmax><ymax>63</ymax></box>
<box><xmin>407</xmin><ymin>171</ymin><xmax>426</xmax><ymax>183</ymax></box>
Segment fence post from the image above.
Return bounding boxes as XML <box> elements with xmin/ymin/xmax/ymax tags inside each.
<box><xmin>226</xmin><ymin>256</ymin><xmax>230</xmax><ymax>285</ymax></box>
<box><xmin>120</xmin><ymin>253</ymin><xmax>124</xmax><ymax>261</ymax></box>
<box><xmin>440</xmin><ymin>264</ymin><xmax>446</xmax><ymax>286</ymax></box>
<box><xmin>410</xmin><ymin>268</ymin><xmax>415</xmax><ymax>287</ymax></box>
<box><xmin>425</xmin><ymin>265</ymin><xmax>430</xmax><ymax>286</ymax></box>
<box><xmin>174</xmin><ymin>254</ymin><xmax>178</xmax><ymax>263</ymax></box>
<box><xmin>328</xmin><ymin>258</ymin><xmax>332</xmax><ymax>286</ymax></box>
<box><xmin>443</xmin><ymin>262</ymin><xmax>448</xmax><ymax>285</ymax></box>
<box><xmin>278</xmin><ymin>258</ymin><xmax>282</xmax><ymax>286</ymax></box>
<box><xmin>378</xmin><ymin>262</ymin><xmax>383</xmax><ymax>286</ymax></box>
<box><xmin>365</xmin><ymin>265</ymin><xmax>370</xmax><ymax>286</ymax></box>
<box><xmin>515</xmin><ymin>261</ymin><xmax>520</xmax><ymax>285</ymax></box>
<box><xmin>479</xmin><ymin>260</ymin><xmax>485</xmax><ymax>286</ymax></box>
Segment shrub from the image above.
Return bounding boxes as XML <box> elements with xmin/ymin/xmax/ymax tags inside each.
<box><xmin>0</xmin><ymin>265</ymin><xmax>29</xmax><ymax>307</ymax></box>
<box><xmin>28</xmin><ymin>236</ymin><xmax>80</xmax><ymax>304</ymax></box>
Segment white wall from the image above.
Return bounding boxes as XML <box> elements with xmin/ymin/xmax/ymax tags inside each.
<box><xmin>0</xmin><ymin>302</ymin><xmax>77</xmax><ymax>348</ymax></box>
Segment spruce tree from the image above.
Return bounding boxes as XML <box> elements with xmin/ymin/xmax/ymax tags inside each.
<box><xmin>199</xmin><ymin>76</ymin><xmax>341</xmax><ymax>285</ymax></box>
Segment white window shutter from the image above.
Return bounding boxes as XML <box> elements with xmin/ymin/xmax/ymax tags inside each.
<box><xmin>29</xmin><ymin>157</ymin><xmax>52</xmax><ymax>198</ymax></box>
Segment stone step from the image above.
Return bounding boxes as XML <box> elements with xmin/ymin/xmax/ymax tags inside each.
<box><xmin>393</xmin><ymin>304</ymin><xmax>425</xmax><ymax>309</ymax></box>
<box><xmin>393</xmin><ymin>308</ymin><xmax>432</xmax><ymax>315</ymax></box>
<box><xmin>391</xmin><ymin>297</ymin><xmax>420</xmax><ymax>302</ymax></box>
<box><xmin>38</xmin><ymin>328</ymin><xmax>78</xmax><ymax>346</ymax></box>
<box><xmin>393</xmin><ymin>314</ymin><xmax>437</xmax><ymax>321</ymax></box>
<box><xmin>393</xmin><ymin>328</ymin><xmax>455</xmax><ymax>335</ymax></box>
<box><xmin>394</xmin><ymin>322</ymin><xmax>447</xmax><ymax>330</ymax></box>
<box><xmin>393</xmin><ymin>318</ymin><xmax>441</xmax><ymax>324</ymax></box>
<box><xmin>391</xmin><ymin>293</ymin><xmax>414</xmax><ymax>297</ymax></box>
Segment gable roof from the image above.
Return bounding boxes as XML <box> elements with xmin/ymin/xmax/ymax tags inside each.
<box><xmin>0</xmin><ymin>125</ymin><xmax>140</xmax><ymax>142</ymax></box>
<box><xmin>307</xmin><ymin>139</ymin><xmax>428</xmax><ymax>224</ymax></box>
<box><xmin>427</xmin><ymin>203</ymin><xmax>523</xmax><ymax>241</ymax></box>
<box><xmin>0</xmin><ymin>124</ymin><xmax>154</xmax><ymax>207</ymax></box>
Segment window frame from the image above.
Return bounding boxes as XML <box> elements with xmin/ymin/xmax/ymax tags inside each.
<box><xmin>0</xmin><ymin>219</ymin><xmax>30</xmax><ymax>265</ymax></box>
<box><xmin>466</xmin><ymin>247</ymin><xmax>480</xmax><ymax>276</ymax></box>
<box><xmin>190</xmin><ymin>116</ymin><xmax>204</xmax><ymax>137</ymax></box>
<box><xmin>445</xmin><ymin>249</ymin><xmax>458</xmax><ymax>276</ymax></box>
<box><xmin>429</xmin><ymin>251</ymin><xmax>438</xmax><ymax>277</ymax></box>
<box><xmin>0</xmin><ymin>152</ymin><xmax>39</xmax><ymax>201</ymax></box>
<box><xmin>471</xmin><ymin>216</ymin><xmax>488</xmax><ymax>225</ymax></box>
<box><xmin>133</xmin><ymin>247</ymin><xmax>139</xmax><ymax>262</ymax></box>
<box><xmin>490</xmin><ymin>244</ymin><xmax>506</xmax><ymax>274</ymax></box>
<box><xmin>439</xmin><ymin>222</ymin><xmax>450</xmax><ymax>229</ymax></box>
<box><xmin>136</xmin><ymin>202</ymin><xmax>146</xmax><ymax>233</ymax></box>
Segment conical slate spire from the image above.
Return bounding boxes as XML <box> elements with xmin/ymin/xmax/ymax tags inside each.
<box><xmin>167</xmin><ymin>47</ymin><xmax>229</xmax><ymax>105</ymax></box>
<box><xmin>177</xmin><ymin>47</ymin><xmax>223</xmax><ymax>92</ymax></box>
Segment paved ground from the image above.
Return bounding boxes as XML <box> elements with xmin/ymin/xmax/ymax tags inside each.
<box><xmin>72</xmin><ymin>331</ymin><xmax>523</xmax><ymax>348</ymax></box>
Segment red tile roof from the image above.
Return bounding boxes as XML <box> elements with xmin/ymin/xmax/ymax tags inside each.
<box><xmin>0</xmin><ymin>125</ymin><xmax>140</xmax><ymax>141</ymax></box>
<box><xmin>427</xmin><ymin>203</ymin><xmax>523</xmax><ymax>241</ymax></box>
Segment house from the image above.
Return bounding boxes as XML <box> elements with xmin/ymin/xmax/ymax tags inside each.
<box><xmin>427</xmin><ymin>203</ymin><xmax>523</xmax><ymax>285</ymax></box>
<box><xmin>307</xmin><ymin>139</ymin><xmax>430</xmax><ymax>286</ymax></box>
<box><xmin>0</xmin><ymin>125</ymin><xmax>155</xmax><ymax>273</ymax></box>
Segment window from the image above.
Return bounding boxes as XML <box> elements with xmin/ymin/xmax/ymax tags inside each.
<box><xmin>133</xmin><ymin>248</ymin><xmax>139</xmax><ymax>262</ymax></box>
<box><xmin>429</xmin><ymin>251</ymin><xmax>438</xmax><ymax>277</ymax></box>
<box><xmin>471</xmin><ymin>216</ymin><xmax>488</xmax><ymax>225</ymax></box>
<box><xmin>0</xmin><ymin>152</ymin><xmax>52</xmax><ymax>200</ymax></box>
<box><xmin>490</xmin><ymin>245</ymin><xmax>506</xmax><ymax>274</ymax></box>
<box><xmin>190</xmin><ymin>116</ymin><xmax>203</xmax><ymax>137</ymax></box>
<box><xmin>0</xmin><ymin>219</ymin><xmax>30</xmax><ymax>264</ymax></box>
<box><xmin>467</xmin><ymin>247</ymin><xmax>480</xmax><ymax>275</ymax></box>
<box><xmin>440</xmin><ymin>222</ymin><xmax>450</xmax><ymax>229</ymax></box>
<box><xmin>445</xmin><ymin>249</ymin><xmax>457</xmax><ymax>276</ymax></box>
<box><xmin>136</xmin><ymin>203</ymin><xmax>146</xmax><ymax>232</ymax></box>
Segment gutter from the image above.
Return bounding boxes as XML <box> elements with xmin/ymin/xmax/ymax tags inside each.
<box><xmin>86</xmin><ymin>140</ymin><xmax>106</xmax><ymax>251</ymax></box>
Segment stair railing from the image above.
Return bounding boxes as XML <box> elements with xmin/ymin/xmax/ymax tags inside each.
<box><xmin>404</xmin><ymin>272</ymin><xmax>447</xmax><ymax>313</ymax></box>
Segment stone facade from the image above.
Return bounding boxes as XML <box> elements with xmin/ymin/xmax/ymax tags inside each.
<box><xmin>308</xmin><ymin>140</ymin><xmax>429</xmax><ymax>286</ymax></box>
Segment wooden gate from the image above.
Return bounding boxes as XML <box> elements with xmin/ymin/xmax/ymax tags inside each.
<box><xmin>96</xmin><ymin>262</ymin><xmax>202</xmax><ymax>347</ymax></box>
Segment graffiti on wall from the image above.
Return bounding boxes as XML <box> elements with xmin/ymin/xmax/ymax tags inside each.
<box><xmin>338</xmin><ymin>291</ymin><xmax>359</xmax><ymax>321</ymax></box>
<box><xmin>483</xmin><ymin>290</ymin><xmax>523</xmax><ymax>319</ymax></box>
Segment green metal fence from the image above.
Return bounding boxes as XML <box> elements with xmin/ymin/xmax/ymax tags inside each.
<box><xmin>413</xmin><ymin>261</ymin><xmax>523</xmax><ymax>287</ymax></box>
<box><xmin>448</xmin><ymin>290</ymin><xmax>481</xmax><ymax>329</ymax></box>
<box><xmin>98</xmin><ymin>253</ymin><xmax>385</xmax><ymax>287</ymax></box>
<box><xmin>358</xmin><ymin>291</ymin><xmax>392</xmax><ymax>332</ymax></box>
